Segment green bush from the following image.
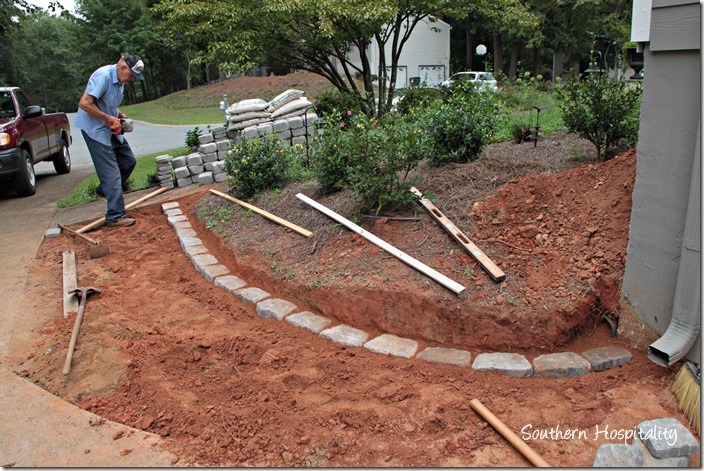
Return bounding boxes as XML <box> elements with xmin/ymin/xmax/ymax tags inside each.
<box><xmin>310</xmin><ymin>111</ymin><xmax>430</xmax><ymax>214</ymax></box>
<box><xmin>394</xmin><ymin>85</ymin><xmax>442</xmax><ymax>114</ymax></box>
<box><xmin>223</xmin><ymin>134</ymin><xmax>295</xmax><ymax>199</ymax></box>
<box><xmin>557</xmin><ymin>74</ymin><xmax>642</xmax><ymax>161</ymax></box>
<box><xmin>313</xmin><ymin>88</ymin><xmax>364</xmax><ymax>123</ymax></box>
<box><xmin>423</xmin><ymin>82</ymin><xmax>501</xmax><ymax>166</ymax></box>
<box><xmin>185</xmin><ymin>126</ymin><xmax>202</xmax><ymax>150</ymax></box>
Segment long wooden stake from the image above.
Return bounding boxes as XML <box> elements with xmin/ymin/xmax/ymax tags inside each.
<box><xmin>411</xmin><ymin>187</ymin><xmax>506</xmax><ymax>282</ymax></box>
<box><xmin>62</xmin><ymin>250</ymin><xmax>78</xmax><ymax>319</ymax></box>
<box><xmin>76</xmin><ymin>187</ymin><xmax>169</xmax><ymax>233</ymax></box>
<box><xmin>469</xmin><ymin>399</ymin><xmax>551</xmax><ymax>467</ymax></box>
<box><xmin>296</xmin><ymin>193</ymin><xmax>465</xmax><ymax>295</ymax></box>
<box><xmin>210</xmin><ymin>189</ymin><xmax>312</xmax><ymax>238</ymax></box>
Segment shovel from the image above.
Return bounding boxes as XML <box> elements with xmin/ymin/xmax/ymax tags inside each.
<box><xmin>58</xmin><ymin>223</ymin><xmax>110</xmax><ymax>259</ymax></box>
<box><xmin>62</xmin><ymin>287</ymin><xmax>101</xmax><ymax>376</ymax></box>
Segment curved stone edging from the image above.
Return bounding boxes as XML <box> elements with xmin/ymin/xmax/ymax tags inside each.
<box><xmin>162</xmin><ymin>201</ymin><xmax>633</xmax><ymax>379</ymax></box>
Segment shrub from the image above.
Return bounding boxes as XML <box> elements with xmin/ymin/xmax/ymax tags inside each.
<box><xmin>310</xmin><ymin>111</ymin><xmax>430</xmax><ymax>214</ymax></box>
<box><xmin>313</xmin><ymin>88</ymin><xmax>364</xmax><ymax>123</ymax></box>
<box><xmin>557</xmin><ymin>74</ymin><xmax>642</xmax><ymax>161</ymax></box>
<box><xmin>223</xmin><ymin>134</ymin><xmax>295</xmax><ymax>199</ymax></box>
<box><xmin>185</xmin><ymin>126</ymin><xmax>201</xmax><ymax>150</ymax></box>
<box><xmin>394</xmin><ymin>85</ymin><xmax>442</xmax><ymax>114</ymax></box>
<box><xmin>423</xmin><ymin>82</ymin><xmax>501</xmax><ymax>166</ymax></box>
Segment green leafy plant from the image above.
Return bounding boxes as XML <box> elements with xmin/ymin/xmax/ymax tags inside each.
<box><xmin>223</xmin><ymin>134</ymin><xmax>295</xmax><ymax>199</ymax></box>
<box><xmin>556</xmin><ymin>75</ymin><xmax>642</xmax><ymax>161</ymax></box>
<box><xmin>423</xmin><ymin>82</ymin><xmax>501</xmax><ymax>166</ymax></box>
<box><xmin>394</xmin><ymin>85</ymin><xmax>442</xmax><ymax>114</ymax></box>
<box><xmin>311</xmin><ymin>110</ymin><xmax>431</xmax><ymax>214</ymax></box>
<box><xmin>185</xmin><ymin>126</ymin><xmax>202</xmax><ymax>150</ymax></box>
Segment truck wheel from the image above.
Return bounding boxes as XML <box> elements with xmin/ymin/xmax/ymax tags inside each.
<box><xmin>52</xmin><ymin>139</ymin><xmax>71</xmax><ymax>175</ymax></box>
<box><xmin>14</xmin><ymin>149</ymin><xmax>37</xmax><ymax>197</ymax></box>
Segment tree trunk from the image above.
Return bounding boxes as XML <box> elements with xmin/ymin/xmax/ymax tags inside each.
<box><xmin>493</xmin><ymin>34</ymin><xmax>503</xmax><ymax>75</ymax></box>
<box><xmin>205</xmin><ymin>62</ymin><xmax>211</xmax><ymax>84</ymax></box>
<box><xmin>532</xmin><ymin>47</ymin><xmax>540</xmax><ymax>77</ymax></box>
<box><xmin>509</xmin><ymin>44</ymin><xmax>519</xmax><ymax>81</ymax></box>
<box><xmin>465</xmin><ymin>18</ymin><xmax>473</xmax><ymax>70</ymax></box>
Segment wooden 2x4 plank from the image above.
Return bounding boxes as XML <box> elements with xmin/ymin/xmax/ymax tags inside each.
<box><xmin>411</xmin><ymin>187</ymin><xmax>506</xmax><ymax>282</ymax></box>
<box><xmin>62</xmin><ymin>249</ymin><xmax>78</xmax><ymax>319</ymax></box>
<box><xmin>296</xmin><ymin>192</ymin><xmax>465</xmax><ymax>296</ymax></box>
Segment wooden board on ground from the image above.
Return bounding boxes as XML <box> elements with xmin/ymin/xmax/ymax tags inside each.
<box><xmin>211</xmin><ymin>189</ymin><xmax>313</xmax><ymax>238</ymax></box>
<box><xmin>296</xmin><ymin>192</ymin><xmax>465</xmax><ymax>296</ymax></box>
<box><xmin>411</xmin><ymin>187</ymin><xmax>506</xmax><ymax>282</ymax></box>
<box><xmin>62</xmin><ymin>250</ymin><xmax>78</xmax><ymax>319</ymax></box>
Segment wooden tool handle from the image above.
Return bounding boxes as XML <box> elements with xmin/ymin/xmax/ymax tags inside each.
<box><xmin>469</xmin><ymin>399</ymin><xmax>551</xmax><ymax>467</ymax></box>
<box><xmin>76</xmin><ymin>186</ymin><xmax>169</xmax><ymax>233</ymax></box>
<box><xmin>58</xmin><ymin>223</ymin><xmax>98</xmax><ymax>245</ymax></box>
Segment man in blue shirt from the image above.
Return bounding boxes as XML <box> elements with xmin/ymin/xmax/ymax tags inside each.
<box><xmin>75</xmin><ymin>54</ymin><xmax>145</xmax><ymax>228</ymax></box>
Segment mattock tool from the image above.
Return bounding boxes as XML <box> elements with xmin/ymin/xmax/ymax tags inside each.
<box><xmin>62</xmin><ymin>287</ymin><xmax>101</xmax><ymax>376</ymax></box>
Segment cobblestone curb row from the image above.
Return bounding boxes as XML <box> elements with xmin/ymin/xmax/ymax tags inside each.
<box><xmin>163</xmin><ymin>201</ymin><xmax>637</xmax><ymax>380</ymax></box>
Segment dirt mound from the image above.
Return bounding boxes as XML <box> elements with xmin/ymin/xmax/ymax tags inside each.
<box><xmin>14</xmin><ymin>136</ymin><xmax>699</xmax><ymax>467</ymax></box>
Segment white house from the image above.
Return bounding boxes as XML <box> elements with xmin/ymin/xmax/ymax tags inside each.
<box><xmin>337</xmin><ymin>17</ymin><xmax>451</xmax><ymax>89</ymax></box>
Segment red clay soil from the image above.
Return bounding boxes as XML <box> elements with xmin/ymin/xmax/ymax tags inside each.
<box><xmin>15</xmin><ymin>140</ymin><xmax>700</xmax><ymax>467</ymax></box>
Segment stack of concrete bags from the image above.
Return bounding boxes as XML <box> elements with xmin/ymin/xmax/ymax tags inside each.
<box><xmin>155</xmin><ymin>154</ymin><xmax>175</xmax><ymax>189</ymax></box>
<box><xmin>171</xmin><ymin>127</ymin><xmax>232</xmax><ymax>188</ymax></box>
<box><xmin>225</xmin><ymin>89</ymin><xmax>320</xmax><ymax>146</ymax></box>
<box><xmin>226</xmin><ymin>99</ymin><xmax>271</xmax><ymax>131</ymax></box>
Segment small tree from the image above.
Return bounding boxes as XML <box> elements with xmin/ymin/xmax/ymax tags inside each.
<box><xmin>557</xmin><ymin>74</ymin><xmax>642</xmax><ymax>162</ymax></box>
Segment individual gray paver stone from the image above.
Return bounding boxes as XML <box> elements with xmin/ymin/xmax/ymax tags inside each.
<box><xmin>291</xmin><ymin>126</ymin><xmax>307</xmax><ymax>137</ymax></box>
<box><xmin>214</xmin><ymin>275</ymin><xmax>247</xmax><ymax>292</ymax></box>
<box><xmin>179</xmin><ymin>236</ymin><xmax>203</xmax><ymax>249</ymax></box>
<box><xmin>160</xmin><ymin>181</ymin><xmax>175</xmax><ymax>189</ymax></box>
<box><xmin>533</xmin><ymin>352</ymin><xmax>591</xmax><ymax>378</ymax></box>
<box><xmin>256</xmin><ymin>298</ymin><xmax>297</xmax><ymax>321</ymax></box>
<box><xmin>272</xmin><ymin>120</ymin><xmax>289</xmax><ymax>132</ymax></box>
<box><xmin>197</xmin><ymin>172</ymin><xmax>214</xmax><ymax>185</ymax></box>
<box><xmin>176</xmin><ymin>227</ymin><xmax>197</xmax><ymax>238</ymax></box>
<box><xmin>292</xmin><ymin>136</ymin><xmax>306</xmax><ymax>146</ymax></box>
<box><xmin>257</xmin><ymin>123</ymin><xmax>274</xmax><ymax>135</ymax></box>
<box><xmin>285</xmin><ymin>311</ymin><xmax>331</xmax><ymax>334</ymax></box>
<box><xmin>173</xmin><ymin>220</ymin><xmax>192</xmax><ymax>230</ymax></box>
<box><xmin>171</xmin><ymin>156</ymin><xmax>187</xmax><ymax>168</ymax></box>
<box><xmin>233</xmin><ymin>287</ymin><xmax>270</xmax><ymax>304</ymax></box>
<box><xmin>364</xmin><ymin>334</ymin><xmax>418</xmax><ymax>358</ymax></box>
<box><xmin>168</xmin><ymin>215</ymin><xmax>188</xmax><ymax>227</ymax></box>
<box><xmin>164</xmin><ymin>208</ymin><xmax>182</xmax><ymax>217</ymax></box>
<box><xmin>176</xmin><ymin>177</ymin><xmax>192</xmax><ymax>187</ymax></box>
<box><xmin>472</xmin><ymin>352</ymin><xmax>533</xmax><ymax>378</ymax></box>
<box><xmin>416</xmin><ymin>347</ymin><xmax>471</xmax><ymax>367</ymax></box>
<box><xmin>174</xmin><ymin>166</ymin><xmax>190</xmax><ymax>179</ymax></box>
<box><xmin>214</xmin><ymin>173</ymin><xmax>227</xmax><ymax>183</ymax></box>
<box><xmin>188</xmin><ymin>165</ymin><xmax>205</xmax><ymax>175</ymax></box>
<box><xmin>200</xmin><ymin>264</ymin><xmax>230</xmax><ymax>282</ymax></box>
<box><xmin>287</xmin><ymin>116</ymin><xmax>304</xmax><ymax>129</ymax></box>
<box><xmin>592</xmin><ymin>444</ymin><xmax>644</xmax><ymax>467</ymax></box>
<box><xmin>198</xmin><ymin>133</ymin><xmax>214</xmax><ymax>144</ymax></box>
<box><xmin>636</xmin><ymin>418</ymin><xmax>699</xmax><ymax>458</ymax></box>
<box><xmin>45</xmin><ymin>227</ymin><xmax>61</xmax><ymax>238</ymax></box>
<box><xmin>184</xmin><ymin>244</ymin><xmax>209</xmax><ymax>257</ymax></box>
<box><xmin>216</xmin><ymin>140</ymin><xmax>231</xmax><ymax>151</ymax></box>
<box><xmin>201</xmin><ymin>152</ymin><xmax>217</xmax><ymax>163</ymax></box>
<box><xmin>243</xmin><ymin>127</ymin><xmax>258</xmax><ymax>140</ymax></box>
<box><xmin>319</xmin><ymin>325</ymin><xmax>368</xmax><ymax>348</ymax></box>
<box><xmin>192</xmin><ymin>253</ymin><xmax>218</xmax><ymax>268</ymax></box>
<box><xmin>632</xmin><ymin>437</ymin><xmax>690</xmax><ymax>467</ymax></box>
<box><xmin>200</xmin><ymin>143</ymin><xmax>217</xmax><ymax>154</ymax></box>
<box><xmin>581</xmin><ymin>346</ymin><xmax>633</xmax><ymax>372</ymax></box>
<box><xmin>162</xmin><ymin>202</ymin><xmax>179</xmax><ymax>211</ymax></box>
<box><xmin>186</xmin><ymin>154</ymin><xmax>203</xmax><ymax>166</ymax></box>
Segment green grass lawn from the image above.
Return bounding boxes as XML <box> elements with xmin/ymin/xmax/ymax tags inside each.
<box><xmin>57</xmin><ymin>146</ymin><xmax>190</xmax><ymax>209</ymax></box>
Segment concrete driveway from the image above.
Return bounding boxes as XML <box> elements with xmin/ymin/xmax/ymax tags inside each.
<box><xmin>0</xmin><ymin>117</ymin><xmax>215</xmax><ymax>466</ymax></box>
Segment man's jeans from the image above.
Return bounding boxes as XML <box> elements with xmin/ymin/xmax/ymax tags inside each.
<box><xmin>82</xmin><ymin>131</ymin><xmax>136</xmax><ymax>221</ymax></box>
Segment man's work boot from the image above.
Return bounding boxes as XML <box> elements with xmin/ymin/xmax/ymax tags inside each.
<box><xmin>105</xmin><ymin>216</ymin><xmax>135</xmax><ymax>228</ymax></box>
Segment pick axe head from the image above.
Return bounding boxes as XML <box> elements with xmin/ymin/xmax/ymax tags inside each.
<box><xmin>71</xmin><ymin>287</ymin><xmax>101</xmax><ymax>302</ymax></box>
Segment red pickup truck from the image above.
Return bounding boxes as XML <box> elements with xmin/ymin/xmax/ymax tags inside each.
<box><xmin>0</xmin><ymin>87</ymin><xmax>72</xmax><ymax>196</ymax></box>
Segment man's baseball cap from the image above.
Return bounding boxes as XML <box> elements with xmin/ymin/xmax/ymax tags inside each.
<box><xmin>123</xmin><ymin>54</ymin><xmax>145</xmax><ymax>81</ymax></box>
